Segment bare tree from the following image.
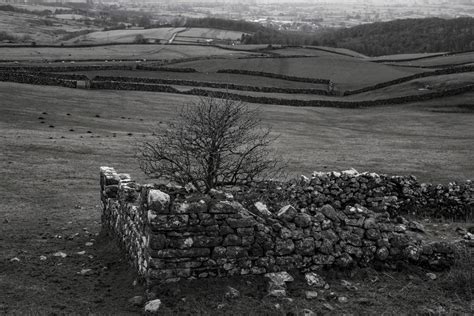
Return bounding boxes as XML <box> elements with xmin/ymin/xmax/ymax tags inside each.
<box><xmin>137</xmin><ymin>96</ymin><xmax>283</xmax><ymax>193</ymax></box>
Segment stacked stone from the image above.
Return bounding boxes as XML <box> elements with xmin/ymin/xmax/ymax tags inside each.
<box><xmin>100</xmin><ymin>167</ymin><xmax>461</xmax><ymax>290</ymax></box>
<box><xmin>100</xmin><ymin>167</ymin><xmax>149</xmax><ymax>275</ymax></box>
<box><xmin>0</xmin><ymin>71</ymin><xmax>77</xmax><ymax>88</ymax></box>
<box><xmin>146</xmin><ymin>191</ymin><xmax>260</xmax><ymax>285</ymax></box>
<box><xmin>239</xmin><ymin>170</ymin><xmax>473</xmax><ymax>220</ymax></box>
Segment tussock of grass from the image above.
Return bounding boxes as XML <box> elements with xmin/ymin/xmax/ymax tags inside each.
<box><xmin>439</xmin><ymin>246</ymin><xmax>473</xmax><ymax>301</ymax></box>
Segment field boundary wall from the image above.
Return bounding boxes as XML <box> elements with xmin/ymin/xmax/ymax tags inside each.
<box><xmin>100</xmin><ymin>167</ymin><xmax>470</xmax><ymax>290</ymax></box>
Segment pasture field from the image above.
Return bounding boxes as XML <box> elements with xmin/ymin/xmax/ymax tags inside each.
<box><xmin>346</xmin><ymin>73</ymin><xmax>474</xmax><ymax>100</ymax></box>
<box><xmin>0</xmin><ymin>11</ymin><xmax>97</xmax><ymax>44</ymax></box>
<box><xmin>0</xmin><ymin>82</ymin><xmax>473</xmax><ymax>313</ymax></box>
<box><xmin>53</xmin><ymin>14</ymin><xmax>92</xmax><ymax>20</ymax></box>
<box><xmin>66</xmin><ymin>27</ymin><xmax>185</xmax><ymax>44</ymax></box>
<box><xmin>367</xmin><ymin>52</ymin><xmax>447</xmax><ymax>61</ymax></box>
<box><xmin>216</xmin><ymin>44</ymin><xmax>274</xmax><ymax>51</ymax></box>
<box><xmin>0</xmin><ymin>44</ymin><xmax>254</xmax><ymax>61</ymax></box>
<box><xmin>9</xmin><ymin>4</ymin><xmax>72</xmax><ymax>12</ymax></box>
<box><xmin>268</xmin><ymin>47</ymin><xmax>349</xmax><ymax>57</ymax></box>
<box><xmin>306</xmin><ymin>46</ymin><xmax>368</xmax><ymax>58</ymax></box>
<box><xmin>174</xmin><ymin>28</ymin><xmax>247</xmax><ymax>43</ymax></box>
<box><xmin>392</xmin><ymin>52</ymin><xmax>474</xmax><ymax>67</ymax></box>
<box><xmin>168</xmin><ymin>56</ymin><xmax>425</xmax><ymax>90</ymax></box>
<box><xmin>68</xmin><ymin>69</ymin><xmax>325</xmax><ymax>89</ymax></box>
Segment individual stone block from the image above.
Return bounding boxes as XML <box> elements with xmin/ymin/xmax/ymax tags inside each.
<box><xmin>212</xmin><ymin>246</ymin><xmax>227</xmax><ymax>259</ymax></box>
<box><xmin>148</xmin><ymin>234</ymin><xmax>167</xmax><ymax>250</ymax></box>
<box><xmin>254</xmin><ymin>202</ymin><xmax>273</xmax><ymax>217</ymax></box>
<box><xmin>226</xmin><ymin>246</ymin><xmax>248</xmax><ymax>258</ymax></box>
<box><xmin>209</xmin><ymin>201</ymin><xmax>242</xmax><ymax>214</ymax></box>
<box><xmin>321</xmin><ymin>204</ymin><xmax>339</xmax><ymax>221</ymax></box>
<box><xmin>151</xmin><ymin>248</ymin><xmax>211</xmax><ymax>258</ymax></box>
<box><xmin>295</xmin><ymin>237</ymin><xmax>315</xmax><ymax>255</ymax></box>
<box><xmin>148</xmin><ymin>189</ymin><xmax>170</xmax><ymax>214</ymax></box>
<box><xmin>104</xmin><ymin>185</ymin><xmax>119</xmax><ymax>198</ymax></box>
<box><xmin>275</xmin><ymin>239</ymin><xmax>295</xmax><ymax>255</ymax></box>
<box><xmin>168</xmin><ymin>237</ymin><xmax>194</xmax><ymax>249</ymax></box>
<box><xmin>192</xmin><ymin>236</ymin><xmax>222</xmax><ymax>247</ymax></box>
<box><xmin>294</xmin><ymin>213</ymin><xmax>312</xmax><ymax>228</ymax></box>
<box><xmin>226</xmin><ymin>217</ymin><xmax>255</xmax><ymax>229</ymax></box>
<box><xmin>223</xmin><ymin>234</ymin><xmax>242</xmax><ymax>246</ymax></box>
<box><xmin>277</xmin><ymin>205</ymin><xmax>297</xmax><ymax>222</ymax></box>
<box><xmin>376</xmin><ymin>247</ymin><xmax>389</xmax><ymax>261</ymax></box>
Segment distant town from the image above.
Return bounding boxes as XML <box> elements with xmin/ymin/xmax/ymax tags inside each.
<box><xmin>1</xmin><ymin>0</ymin><xmax>473</xmax><ymax>31</ymax></box>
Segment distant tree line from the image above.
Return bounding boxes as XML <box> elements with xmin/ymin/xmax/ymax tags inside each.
<box><xmin>0</xmin><ymin>4</ymin><xmax>51</xmax><ymax>16</ymax></box>
<box><xmin>317</xmin><ymin>18</ymin><xmax>474</xmax><ymax>56</ymax></box>
<box><xmin>241</xmin><ymin>17</ymin><xmax>474</xmax><ymax>56</ymax></box>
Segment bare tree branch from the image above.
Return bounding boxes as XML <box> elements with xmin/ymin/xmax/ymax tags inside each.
<box><xmin>137</xmin><ymin>95</ymin><xmax>285</xmax><ymax>193</ymax></box>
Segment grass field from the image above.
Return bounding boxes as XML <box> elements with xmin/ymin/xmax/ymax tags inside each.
<box><xmin>0</xmin><ymin>82</ymin><xmax>472</xmax><ymax>313</ymax></box>
<box><xmin>173</xmin><ymin>27</ymin><xmax>246</xmax><ymax>43</ymax></box>
<box><xmin>169</xmin><ymin>56</ymin><xmax>425</xmax><ymax>90</ymax></box>
<box><xmin>68</xmin><ymin>69</ymin><xmax>325</xmax><ymax>89</ymax></box>
<box><xmin>389</xmin><ymin>52</ymin><xmax>474</xmax><ymax>67</ymax></box>
<box><xmin>66</xmin><ymin>27</ymin><xmax>185</xmax><ymax>44</ymax></box>
<box><xmin>0</xmin><ymin>44</ymin><xmax>255</xmax><ymax>61</ymax></box>
<box><xmin>0</xmin><ymin>11</ymin><xmax>97</xmax><ymax>44</ymax></box>
<box><xmin>0</xmin><ymin>40</ymin><xmax>473</xmax><ymax>314</ymax></box>
<box><xmin>67</xmin><ymin>27</ymin><xmax>247</xmax><ymax>45</ymax></box>
<box><xmin>367</xmin><ymin>52</ymin><xmax>447</xmax><ymax>61</ymax></box>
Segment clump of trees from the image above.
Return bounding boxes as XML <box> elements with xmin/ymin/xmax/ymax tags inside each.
<box><xmin>137</xmin><ymin>96</ymin><xmax>283</xmax><ymax>193</ymax></box>
<box><xmin>133</xmin><ymin>34</ymin><xmax>147</xmax><ymax>44</ymax></box>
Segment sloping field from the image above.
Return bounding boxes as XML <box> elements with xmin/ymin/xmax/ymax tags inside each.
<box><xmin>307</xmin><ymin>46</ymin><xmax>368</xmax><ymax>58</ymax></box>
<box><xmin>270</xmin><ymin>48</ymin><xmax>346</xmax><ymax>57</ymax></box>
<box><xmin>0</xmin><ymin>81</ymin><xmax>473</xmax><ymax>314</ymax></box>
<box><xmin>9</xmin><ymin>4</ymin><xmax>71</xmax><ymax>12</ymax></box>
<box><xmin>393</xmin><ymin>52</ymin><xmax>474</xmax><ymax>67</ymax></box>
<box><xmin>54</xmin><ymin>14</ymin><xmax>91</xmax><ymax>20</ymax></box>
<box><xmin>1</xmin><ymin>81</ymin><xmax>472</xmax><ymax>183</ymax></box>
<box><xmin>169</xmin><ymin>56</ymin><xmax>425</xmax><ymax>90</ymax></box>
<box><xmin>67</xmin><ymin>27</ymin><xmax>185</xmax><ymax>44</ymax></box>
<box><xmin>174</xmin><ymin>28</ymin><xmax>246</xmax><ymax>41</ymax></box>
<box><xmin>165</xmin><ymin>72</ymin><xmax>473</xmax><ymax>102</ymax></box>
<box><xmin>367</xmin><ymin>52</ymin><xmax>447</xmax><ymax>61</ymax></box>
<box><xmin>0</xmin><ymin>44</ymin><xmax>254</xmax><ymax>61</ymax></box>
<box><xmin>216</xmin><ymin>44</ymin><xmax>273</xmax><ymax>51</ymax></box>
<box><xmin>67</xmin><ymin>69</ymin><xmax>324</xmax><ymax>89</ymax></box>
<box><xmin>344</xmin><ymin>73</ymin><xmax>474</xmax><ymax>100</ymax></box>
<box><xmin>0</xmin><ymin>11</ymin><xmax>96</xmax><ymax>44</ymax></box>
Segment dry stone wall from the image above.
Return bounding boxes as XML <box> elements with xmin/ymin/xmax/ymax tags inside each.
<box><xmin>239</xmin><ymin>170</ymin><xmax>473</xmax><ymax>221</ymax></box>
<box><xmin>100</xmin><ymin>167</ymin><xmax>468</xmax><ymax>290</ymax></box>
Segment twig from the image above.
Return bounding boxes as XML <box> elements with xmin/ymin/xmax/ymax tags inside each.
<box><xmin>383</xmin><ymin>272</ymin><xmax>395</xmax><ymax>280</ymax></box>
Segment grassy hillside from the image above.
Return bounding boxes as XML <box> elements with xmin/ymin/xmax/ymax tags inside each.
<box><xmin>0</xmin><ymin>41</ymin><xmax>473</xmax><ymax>313</ymax></box>
<box><xmin>168</xmin><ymin>56</ymin><xmax>424</xmax><ymax>90</ymax></box>
<box><xmin>0</xmin><ymin>44</ymin><xmax>254</xmax><ymax>61</ymax></box>
<box><xmin>0</xmin><ymin>10</ymin><xmax>97</xmax><ymax>44</ymax></box>
<box><xmin>67</xmin><ymin>27</ymin><xmax>184</xmax><ymax>44</ymax></box>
